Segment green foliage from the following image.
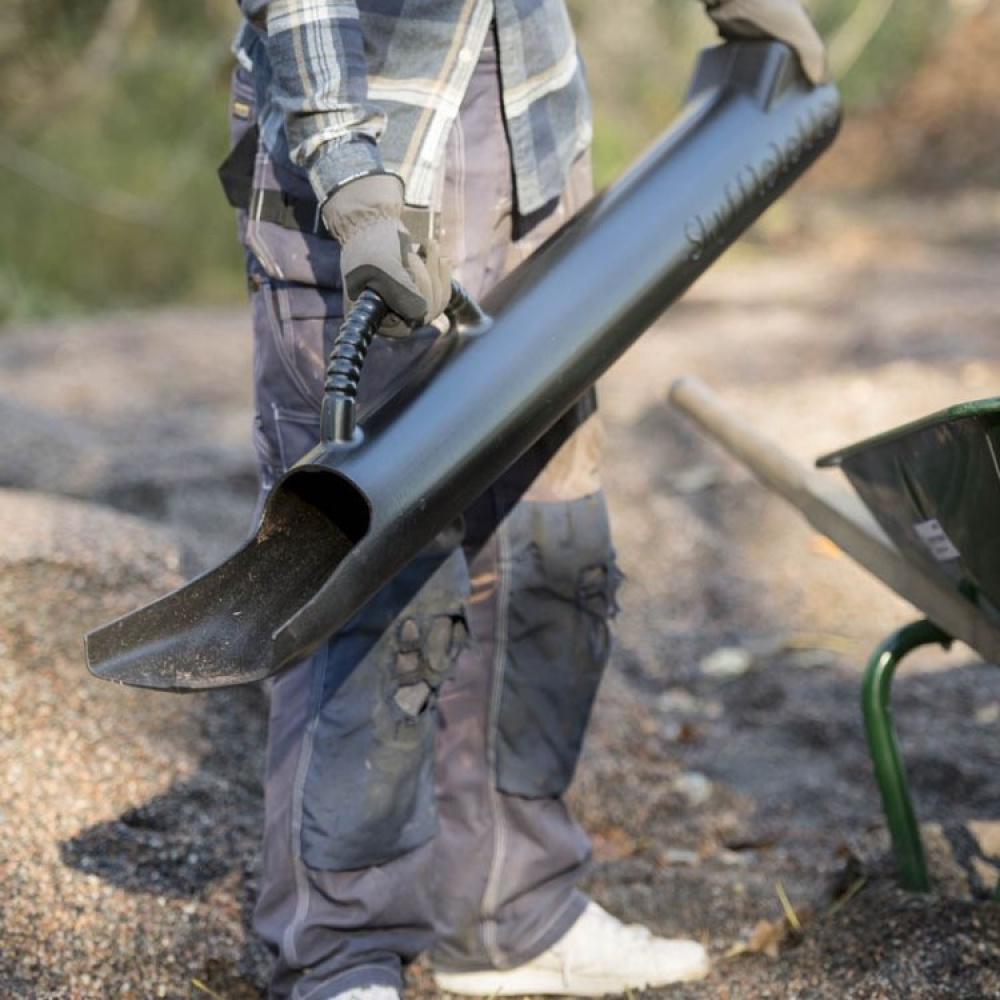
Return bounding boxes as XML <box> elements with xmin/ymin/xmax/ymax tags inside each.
<box><xmin>0</xmin><ymin>0</ymin><xmax>965</xmax><ymax>322</ymax></box>
<box><xmin>0</xmin><ymin>0</ymin><xmax>242</xmax><ymax>323</ymax></box>
<box><xmin>571</xmin><ymin>0</ymin><xmax>715</xmax><ymax>187</ymax></box>
<box><xmin>578</xmin><ymin>0</ymin><xmax>955</xmax><ymax>187</ymax></box>
<box><xmin>814</xmin><ymin>0</ymin><xmax>952</xmax><ymax>109</ymax></box>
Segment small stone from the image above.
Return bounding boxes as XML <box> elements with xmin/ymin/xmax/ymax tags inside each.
<box><xmin>661</xmin><ymin>848</ymin><xmax>702</xmax><ymax>867</ymax></box>
<box><xmin>974</xmin><ymin>702</ymin><xmax>1000</xmax><ymax>725</ymax></box>
<box><xmin>672</xmin><ymin>771</ymin><xmax>714</xmax><ymax>806</ymax></box>
<box><xmin>672</xmin><ymin>464</ymin><xmax>719</xmax><ymax>494</ymax></box>
<box><xmin>700</xmin><ymin>646</ymin><xmax>753</xmax><ymax>678</ymax></box>
<box><xmin>656</xmin><ymin>689</ymin><xmax>701</xmax><ymax>714</ymax></box>
<box><xmin>788</xmin><ymin>649</ymin><xmax>837</xmax><ymax>670</ymax></box>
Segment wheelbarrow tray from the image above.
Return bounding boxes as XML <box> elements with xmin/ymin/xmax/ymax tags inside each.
<box><xmin>817</xmin><ymin>396</ymin><xmax>1000</xmax><ymax>625</ymax></box>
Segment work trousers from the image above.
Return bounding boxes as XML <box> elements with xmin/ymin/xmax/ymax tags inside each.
<box><xmin>234</xmin><ymin>31</ymin><xmax>620</xmax><ymax>1000</ymax></box>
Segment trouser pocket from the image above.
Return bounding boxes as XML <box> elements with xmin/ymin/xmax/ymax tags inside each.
<box><xmin>495</xmin><ymin>490</ymin><xmax>621</xmax><ymax>799</ymax></box>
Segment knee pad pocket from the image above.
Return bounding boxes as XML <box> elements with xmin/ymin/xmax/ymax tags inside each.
<box><xmin>300</xmin><ymin>549</ymin><xmax>470</xmax><ymax>870</ymax></box>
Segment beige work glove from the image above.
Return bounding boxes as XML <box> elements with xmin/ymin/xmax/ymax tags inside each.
<box><xmin>321</xmin><ymin>173</ymin><xmax>451</xmax><ymax>336</ymax></box>
<box><xmin>701</xmin><ymin>0</ymin><xmax>829</xmax><ymax>86</ymax></box>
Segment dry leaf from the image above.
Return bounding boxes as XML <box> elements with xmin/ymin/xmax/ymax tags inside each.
<box><xmin>810</xmin><ymin>534</ymin><xmax>845</xmax><ymax>559</ymax></box>
<box><xmin>724</xmin><ymin>917</ymin><xmax>792</xmax><ymax>960</ymax></box>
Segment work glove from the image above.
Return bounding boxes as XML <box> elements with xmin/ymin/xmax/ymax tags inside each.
<box><xmin>701</xmin><ymin>0</ymin><xmax>829</xmax><ymax>86</ymax></box>
<box><xmin>321</xmin><ymin>173</ymin><xmax>451</xmax><ymax>336</ymax></box>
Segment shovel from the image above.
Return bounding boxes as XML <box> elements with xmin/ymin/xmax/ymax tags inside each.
<box><xmin>86</xmin><ymin>40</ymin><xmax>842</xmax><ymax>691</ymax></box>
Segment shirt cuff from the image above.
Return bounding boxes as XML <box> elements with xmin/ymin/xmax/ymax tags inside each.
<box><xmin>308</xmin><ymin>136</ymin><xmax>387</xmax><ymax>205</ymax></box>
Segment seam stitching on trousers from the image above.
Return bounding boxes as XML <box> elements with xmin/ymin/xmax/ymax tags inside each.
<box><xmin>283</xmin><ymin>654</ymin><xmax>329</xmax><ymax>968</ymax></box>
<box><xmin>451</xmin><ymin>113</ymin><xmax>467</xmax><ymax>279</ymax></box>
<box><xmin>480</xmin><ymin>507</ymin><xmax>514</xmax><ymax>967</ymax></box>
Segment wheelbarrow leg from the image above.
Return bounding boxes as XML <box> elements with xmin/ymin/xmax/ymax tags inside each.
<box><xmin>862</xmin><ymin>618</ymin><xmax>952</xmax><ymax>892</ymax></box>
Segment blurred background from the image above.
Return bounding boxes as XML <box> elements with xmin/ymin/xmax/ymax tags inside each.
<box><xmin>1</xmin><ymin>0</ymin><xmax>997</xmax><ymax>324</ymax></box>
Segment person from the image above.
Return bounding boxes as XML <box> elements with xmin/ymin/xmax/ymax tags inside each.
<box><xmin>221</xmin><ymin>2</ymin><xmax>827</xmax><ymax>998</ymax></box>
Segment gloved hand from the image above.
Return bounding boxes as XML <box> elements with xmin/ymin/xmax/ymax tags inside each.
<box><xmin>321</xmin><ymin>173</ymin><xmax>451</xmax><ymax>336</ymax></box>
<box><xmin>701</xmin><ymin>0</ymin><xmax>829</xmax><ymax>86</ymax></box>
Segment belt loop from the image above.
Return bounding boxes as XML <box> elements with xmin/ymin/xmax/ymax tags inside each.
<box><xmin>251</xmin><ymin>187</ymin><xmax>265</xmax><ymax>224</ymax></box>
<box><xmin>401</xmin><ymin>206</ymin><xmax>437</xmax><ymax>246</ymax></box>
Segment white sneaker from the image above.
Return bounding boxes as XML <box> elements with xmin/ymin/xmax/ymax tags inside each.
<box><xmin>329</xmin><ymin>987</ymin><xmax>401</xmax><ymax>1000</ymax></box>
<box><xmin>433</xmin><ymin>901</ymin><xmax>710</xmax><ymax>996</ymax></box>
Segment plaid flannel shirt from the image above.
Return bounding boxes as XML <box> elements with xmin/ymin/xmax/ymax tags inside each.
<box><xmin>235</xmin><ymin>0</ymin><xmax>592</xmax><ymax>213</ymax></box>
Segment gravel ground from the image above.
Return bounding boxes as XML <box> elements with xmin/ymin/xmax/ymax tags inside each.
<box><xmin>1</xmin><ymin>187</ymin><xmax>1000</xmax><ymax>999</ymax></box>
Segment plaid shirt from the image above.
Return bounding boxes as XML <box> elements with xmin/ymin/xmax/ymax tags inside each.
<box><xmin>235</xmin><ymin>1</ymin><xmax>591</xmax><ymax>213</ymax></box>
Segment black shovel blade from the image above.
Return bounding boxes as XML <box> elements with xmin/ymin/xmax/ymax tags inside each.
<box><xmin>85</xmin><ymin>469</ymin><xmax>367</xmax><ymax>691</ymax></box>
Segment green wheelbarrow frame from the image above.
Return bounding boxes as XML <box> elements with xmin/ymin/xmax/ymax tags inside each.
<box><xmin>669</xmin><ymin>377</ymin><xmax>1000</xmax><ymax>897</ymax></box>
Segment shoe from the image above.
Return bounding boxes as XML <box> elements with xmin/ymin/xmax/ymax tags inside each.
<box><xmin>328</xmin><ymin>987</ymin><xmax>401</xmax><ymax>1000</ymax></box>
<box><xmin>433</xmin><ymin>901</ymin><xmax>710</xmax><ymax>996</ymax></box>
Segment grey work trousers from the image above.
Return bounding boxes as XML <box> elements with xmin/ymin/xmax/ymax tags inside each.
<box><xmin>235</xmin><ymin>33</ymin><xmax>620</xmax><ymax>1000</ymax></box>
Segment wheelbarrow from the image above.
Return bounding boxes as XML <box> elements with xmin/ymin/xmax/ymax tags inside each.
<box><xmin>84</xmin><ymin>40</ymin><xmax>842</xmax><ymax>692</ymax></box>
<box><xmin>669</xmin><ymin>376</ymin><xmax>1000</xmax><ymax>895</ymax></box>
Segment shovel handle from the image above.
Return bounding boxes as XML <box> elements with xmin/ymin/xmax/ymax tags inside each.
<box><xmin>321</xmin><ymin>289</ymin><xmax>389</xmax><ymax>444</ymax></box>
<box><xmin>321</xmin><ymin>281</ymin><xmax>478</xmax><ymax>445</ymax></box>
